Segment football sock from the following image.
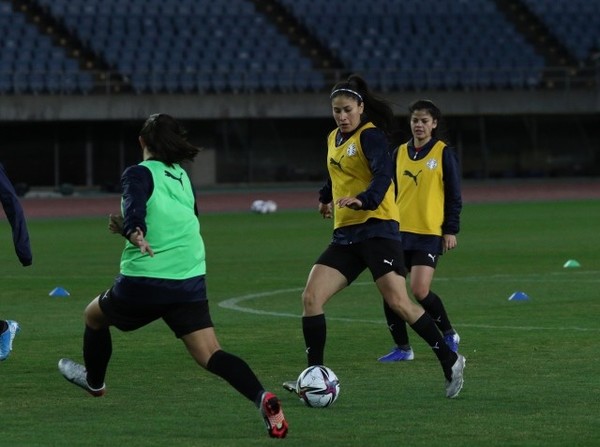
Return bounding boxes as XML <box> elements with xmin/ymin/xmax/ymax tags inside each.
<box><xmin>206</xmin><ymin>349</ymin><xmax>264</xmax><ymax>406</ymax></box>
<box><xmin>83</xmin><ymin>325</ymin><xmax>112</xmax><ymax>389</ymax></box>
<box><xmin>410</xmin><ymin>313</ymin><xmax>457</xmax><ymax>380</ymax></box>
<box><xmin>420</xmin><ymin>291</ymin><xmax>453</xmax><ymax>333</ymax></box>
<box><xmin>383</xmin><ymin>300</ymin><xmax>410</xmax><ymax>346</ymax></box>
<box><xmin>0</xmin><ymin>321</ymin><xmax>7</xmax><ymax>333</ymax></box>
<box><xmin>302</xmin><ymin>314</ymin><xmax>326</xmax><ymax>366</ymax></box>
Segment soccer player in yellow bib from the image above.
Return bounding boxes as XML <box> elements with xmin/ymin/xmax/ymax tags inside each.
<box><xmin>283</xmin><ymin>76</ymin><xmax>465</xmax><ymax>399</ymax></box>
<box><xmin>378</xmin><ymin>99</ymin><xmax>462</xmax><ymax>362</ymax></box>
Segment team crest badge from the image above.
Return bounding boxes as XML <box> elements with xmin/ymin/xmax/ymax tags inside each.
<box><xmin>426</xmin><ymin>158</ymin><xmax>438</xmax><ymax>170</ymax></box>
<box><xmin>346</xmin><ymin>143</ymin><xmax>357</xmax><ymax>157</ymax></box>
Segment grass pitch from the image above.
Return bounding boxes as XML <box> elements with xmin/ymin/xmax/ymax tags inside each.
<box><xmin>0</xmin><ymin>199</ymin><xmax>598</xmax><ymax>446</ymax></box>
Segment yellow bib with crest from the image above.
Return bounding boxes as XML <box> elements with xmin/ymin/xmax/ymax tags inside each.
<box><xmin>327</xmin><ymin>122</ymin><xmax>399</xmax><ymax>229</ymax></box>
<box><xmin>395</xmin><ymin>140</ymin><xmax>446</xmax><ymax>235</ymax></box>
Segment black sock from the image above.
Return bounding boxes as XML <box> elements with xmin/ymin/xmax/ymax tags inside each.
<box><xmin>302</xmin><ymin>314</ymin><xmax>326</xmax><ymax>366</ymax></box>
<box><xmin>0</xmin><ymin>321</ymin><xmax>7</xmax><ymax>333</ymax></box>
<box><xmin>83</xmin><ymin>325</ymin><xmax>112</xmax><ymax>389</ymax></box>
<box><xmin>383</xmin><ymin>300</ymin><xmax>410</xmax><ymax>347</ymax></box>
<box><xmin>420</xmin><ymin>291</ymin><xmax>453</xmax><ymax>333</ymax></box>
<box><xmin>206</xmin><ymin>350</ymin><xmax>264</xmax><ymax>407</ymax></box>
<box><xmin>410</xmin><ymin>314</ymin><xmax>458</xmax><ymax>380</ymax></box>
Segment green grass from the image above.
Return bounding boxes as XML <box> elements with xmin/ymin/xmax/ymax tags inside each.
<box><xmin>1</xmin><ymin>200</ymin><xmax>599</xmax><ymax>446</ymax></box>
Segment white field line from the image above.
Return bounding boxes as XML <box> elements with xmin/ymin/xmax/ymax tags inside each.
<box><xmin>218</xmin><ymin>273</ymin><xmax>600</xmax><ymax>332</ymax></box>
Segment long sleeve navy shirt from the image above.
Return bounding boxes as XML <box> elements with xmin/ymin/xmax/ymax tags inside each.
<box><xmin>119</xmin><ymin>163</ymin><xmax>198</xmax><ymax>239</ymax></box>
<box><xmin>0</xmin><ymin>163</ymin><xmax>32</xmax><ymax>266</ymax></box>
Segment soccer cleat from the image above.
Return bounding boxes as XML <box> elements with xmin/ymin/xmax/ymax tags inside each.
<box><xmin>58</xmin><ymin>358</ymin><xmax>106</xmax><ymax>397</ymax></box>
<box><xmin>443</xmin><ymin>332</ymin><xmax>461</xmax><ymax>353</ymax></box>
<box><xmin>377</xmin><ymin>347</ymin><xmax>415</xmax><ymax>362</ymax></box>
<box><xmin>0</xmin><ymin>320</ymin><xmax>20</xmax><ymax>361</ymax></box>
<box><xmin>445</xmin><ymin>353</ymin><xmax>466</xmax><ymax>398</ymax></box>
<box><xmin>282</xmin><ymin>380</ymin><xmax>298</xmax><ymax>394</ymax></box>
<box><xmin>260</xmin><ymin>392</ymin><xmax>288</xmax><ymax>439</ymax></box>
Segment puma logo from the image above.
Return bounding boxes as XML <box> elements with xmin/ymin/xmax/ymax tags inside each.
<box><xmin>329</xmin><ymin>155</ymin><xmax>344</xmax><ymax>172</ymax></box>
<box><xmin>428</xmin><ymin>253</ymin><xmax>436</xmax><ymax>263</ymax></box>
<box><xmin>403</xmin><ymin>169</ymin><xmax>422</xmax><ymax>185</ymax></box>
<box><xmin>164</xmin><ymin>170</ymin><xmax>184</xmax><ymax>189</ymax></box>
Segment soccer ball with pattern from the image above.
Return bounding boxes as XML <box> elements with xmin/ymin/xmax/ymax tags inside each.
<box><xmin>296</xmin><ymin>365</ymin><xmax>340</xmax><ymax>408</ymax></box>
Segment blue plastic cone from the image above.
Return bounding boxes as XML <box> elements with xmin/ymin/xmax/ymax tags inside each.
<box><xmin>508</xmin><ymin>291</ymin><xmax>529</xmax><ymax>301</ymax></box>
<box><xmin>563</xmin><ymin>259</ymin><xmax>581</xmax><ymax>268</ymax></box>
<box><xmin>49</xmin><ymin>287</ymin><xmax>70</xmax><ymax>297</ymax></box>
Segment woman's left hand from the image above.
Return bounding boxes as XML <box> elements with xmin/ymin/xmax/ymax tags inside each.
<box><xmin>129</xmin><ymin>227</ymin><xmax>155</xmax><ymax>257</ymax></box>
<box><xmin>335</xmin><ymin>197</ymin><xmax>363</xmax><ymax>210</ymax></box>
<box><xmin>443</xmin><ymin>234</ymin><xmax>457</xmax><ymax>253</ymax></box>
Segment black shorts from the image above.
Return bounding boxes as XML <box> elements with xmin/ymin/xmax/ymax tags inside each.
<box><xmin>315</xmin><ymin>237</ymin><xmax>407</xmax><ymax>284</ymax></box>
<box><xmin>98</xmin><ymin>276</ymin><xmax>213</xmax><ymax>338</ymax></box>
<box><xmin>404</xmin><ymin>250</ymin><xmax>440</xmax><ymax>271</ymax></box>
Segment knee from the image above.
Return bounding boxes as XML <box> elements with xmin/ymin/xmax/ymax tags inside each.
<box><xmin>411</xmin><ymin>285</ymin><xmax>430</xmax><ymax>301</ymax></box>
<box><xmin>84</xmin><ymin>311</ymin><xmax>104</xmax><ymax>330</ymax></box>
<box><xmin>302</xmin><ymin>289</ymin><xmax>322</xmax><ymax>313</ymax></box>
<box><xmin>84</xmin><ymin>301</ymin><xmax>108</xmax><ymax>330</ymax></box>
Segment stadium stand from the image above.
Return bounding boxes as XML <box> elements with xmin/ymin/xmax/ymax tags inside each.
<box><xmin>278</xmin><ymin>0</ymin><xmax>546</xmax><ymax>91</ymax></box>
<box><xmin>0</xmin><ymin>0</ymin><xmax>597</xmax><ymax>94</ymax></box>
<box><xmin>1</xmin><ymin>0</ymin><xmax>598</xmax><ymax>187</ymax></box>
<box><xmin>521</xmin><ymin>0</ymin><xmax>600</xmax><ymax>63</ymax></box>
<box><xmin>34</xmin><ymin>0</ymin><xmax>326</xmax><ymax>94</ymax></box>
<box><xmin>0</xmin><ymin>1</ymin><xmax>94</xmax><ymax>94</ymax></box>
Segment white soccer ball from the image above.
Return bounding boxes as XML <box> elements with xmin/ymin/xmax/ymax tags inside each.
<box><xmin>251</xmin><ymin>200</ymin><xmax>265</xmax><ymax>213</ymax></box>
<box><xmin>296</xmin><ymin>365</ymin><xmax>340</xmax><ymax>408</ymax></box>
<box><xmin>263</xmin><ymin>200</ymin><xmax>277</xmax><ymax>213</ymax></box>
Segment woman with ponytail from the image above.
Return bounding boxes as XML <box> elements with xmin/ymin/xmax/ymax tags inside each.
<box><xmin>57</xmin><ymin>114</ymin><xmax>288</xmax><ymax>438</ymax></box>
<box><xmin>282</xmin><ymin>76</ymin><xmax>465</xmax><ymax>399</ymax></box>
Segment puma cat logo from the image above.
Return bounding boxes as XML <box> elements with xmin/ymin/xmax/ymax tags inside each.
<box><xmin>403</xmin><ymin>170</ymin><xmax>422</xmax><ymax>185</ymax></box>
<box><xmin>329</xmin><ymin>156</ymin><xmax>345</xmax><ymax>172</ymax></box>
<box><xmin>164</xmin><ymin>170</ymin><xmax>184</xmax><ymax>189</ymax></box>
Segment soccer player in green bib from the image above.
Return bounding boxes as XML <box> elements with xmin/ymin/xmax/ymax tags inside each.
<box><xmin>58</xmin><ymin>114</ymin><xmax>288</xmax><ymax>438</ymax></box>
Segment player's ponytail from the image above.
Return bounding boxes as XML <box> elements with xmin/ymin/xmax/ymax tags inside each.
<box><xmin>139</xmin><ymin>114</ymin><xmax>201</xmax><ymax>166</ymax></box>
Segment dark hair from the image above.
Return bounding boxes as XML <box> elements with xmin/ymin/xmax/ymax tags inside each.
<box><xmin>139</xmin><ymin>114</ymin><xmax>201</xmax><ymax>166</ymax></box>
<box><xmin>408</xmin><ymin>99</ymin><xmax>443</xmax><ymax>139</ymax></box>
<box><xmin>330</xmin><ymin>74</ymin><xmax>396</xmax><ymax>136</ymax></box>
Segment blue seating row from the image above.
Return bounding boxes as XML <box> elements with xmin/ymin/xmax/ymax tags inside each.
<box><xmin>280</xmin><ymin>0</ymin><xmax>545</xmax><ymax>91</ymax></box>
<box><xmin>521</xmin><ymin>0</ymin><xmax>600</xmax><ymax>62</ymax></box>
<box><xmin>0</xmin><ymin>2</ymin><xmax>94</xmax><ymax>94</ymax></box>
<box><xmin>0</xmin><ymin>0</ymin><xmax>595</xmax><ymax>94</ymax></box>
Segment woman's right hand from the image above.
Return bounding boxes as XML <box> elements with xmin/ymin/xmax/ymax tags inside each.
<box><xmin>319</xmin><ymin>202</ymin><xmax>333</xmax><ymax>219</ymax></box>
<box><xmin>108</xmin><ymin>213</ymin><xmax>123</xmax><ymax>234</ymax></box>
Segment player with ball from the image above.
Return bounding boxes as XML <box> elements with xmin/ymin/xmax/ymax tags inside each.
<box><xmin>283</xmin><ymin>75</ymin><xmax>465</xmax><ymax>402</ymax></box>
